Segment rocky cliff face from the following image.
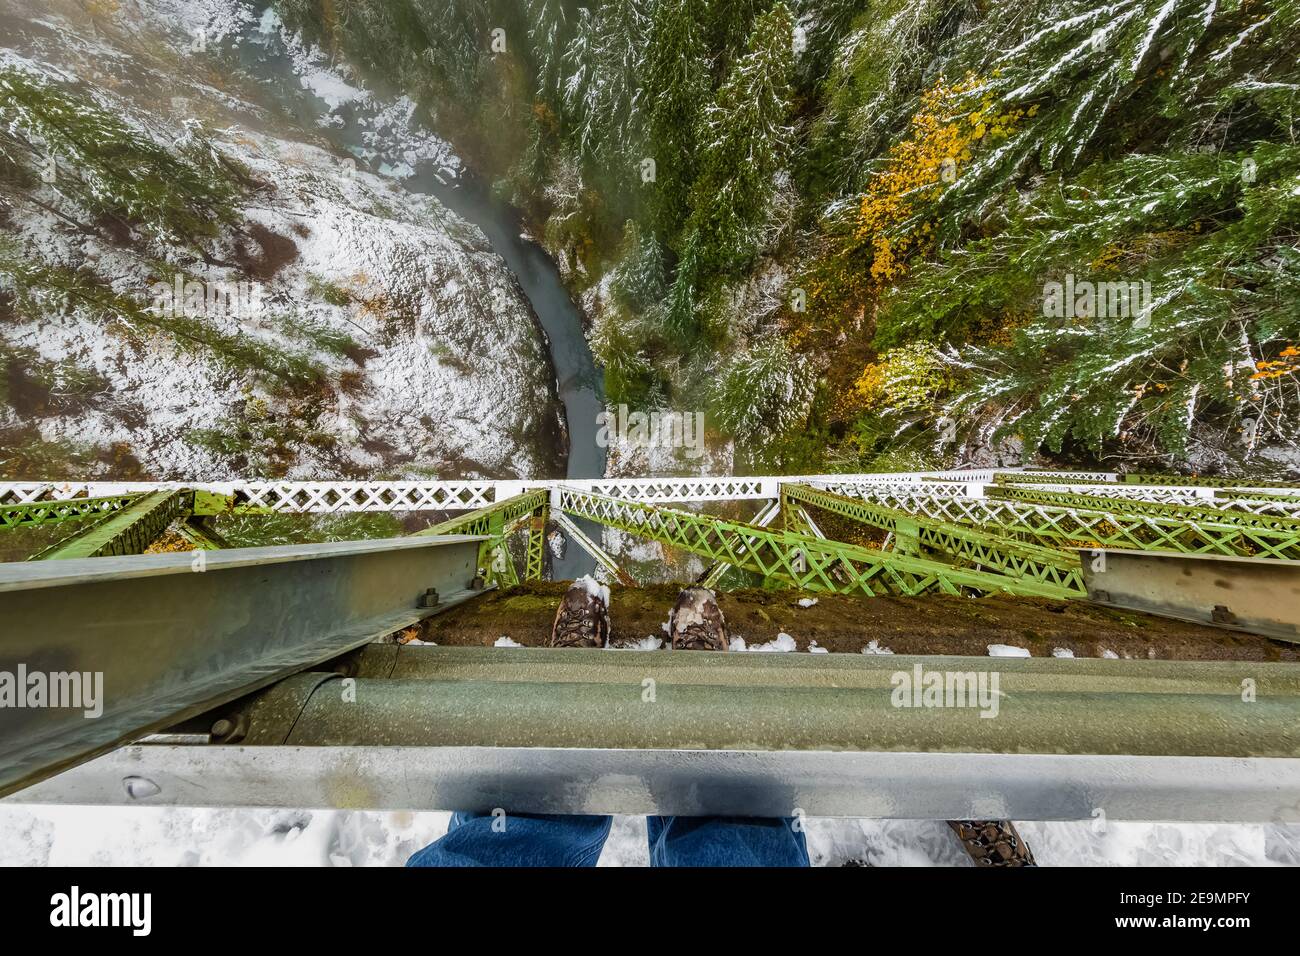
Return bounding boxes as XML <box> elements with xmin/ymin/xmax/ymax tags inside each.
<box><xmin>0</xmin><ymin>0</ymin><xmax>566</xmax><ymax>481</ymax></box>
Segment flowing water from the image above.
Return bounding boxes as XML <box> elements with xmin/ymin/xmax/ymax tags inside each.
<box><xmin>232</xmin><ymin>10</ymin><xmax>605</xmax><ymax>577</ymax></box>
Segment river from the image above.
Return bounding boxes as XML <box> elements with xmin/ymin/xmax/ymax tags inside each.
<box><xmin>232</xmin><ymin>9</ymin><xmax>605</xmax><ymax>577</ymax></box>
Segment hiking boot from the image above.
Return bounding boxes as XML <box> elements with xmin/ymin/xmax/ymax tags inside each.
<box><xmin>948</xmin><ymin>820</ymin><xmax>1036</xmax><ymax>867</ymax></box>
<box><xmin>550</xmin><ymin>576</ymin><xmax>611</xmax><ymax>648</ymax></box>
<box><xmin>668</xmin><ymin>586</ymin><xmax>728</xmax><ymax>651</ymax></box>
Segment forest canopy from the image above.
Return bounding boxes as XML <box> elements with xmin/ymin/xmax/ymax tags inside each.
<box><xmin>276</xmin><ymin>0</ymin><xmax>1300</xmax><ymax>476</ymax></box>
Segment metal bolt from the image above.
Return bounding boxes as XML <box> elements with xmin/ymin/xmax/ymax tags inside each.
<box><xmin>210</xmin><ymin>715</ymin><xmax>248</xmax><ymax>743</ymax></box>
<box><xmin>123</xmin><ymin>776</ymin><xmax>161</xmax><ymax>800</ymax></box>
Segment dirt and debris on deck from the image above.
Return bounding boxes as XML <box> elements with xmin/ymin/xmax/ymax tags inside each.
<box><xmin>409</xmin><ymin>582</ymin><xmax>1299</xmax><ymax>662</ymax></box>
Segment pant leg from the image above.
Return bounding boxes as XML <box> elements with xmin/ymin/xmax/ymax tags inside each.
<box><xmin>646</xmin><ymin>816</ymin><xmax>809</xmax><ymax>867</ymax></box>
<box><xmin>407</xmin><ymin>811</ymin><xmax>613</xmax><ymax>867</ymax></box>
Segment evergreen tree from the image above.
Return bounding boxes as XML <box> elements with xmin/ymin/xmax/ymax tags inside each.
<box><xmin>684</xmin><ymin>3</ymin><xmax>796</xmax><ymax>274</ymax></box>
<box><xmin>525</xmin><ymin>0</ymin><xmax>576</xmax><ymax>102</ymax></box>
<box><xmin>610</xmin><ymin>221</ymin><xmax>668</xmax><ymax>314</ymax></box>
<box><xmin>708</xmin><ymin>335</ymin><xmax>815</xmax><ymax>442</ymax></box>
<box><xmin>642</xmin><ymin>0</ymin><xmax>713</xmax><ymax>244</ymax></box>
<box><xmin>561</xmin><ymin>0</ymin><xmax>652</xmax><ymax>163</ymax></box>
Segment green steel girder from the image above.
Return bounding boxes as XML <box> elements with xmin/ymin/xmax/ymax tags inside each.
<box><xmin>782</xmin><ymin>484</ymin><xmax>1086</xmax><ymax>594</ymax></box>
<box><xmin>1122</xmin><ymin>472</ymin><xmax>1300</xmax><ymax>489</ymax></box>
<box><xmin>28</xmin><ymin>490</ymin><xmax>190</xmax><ymax>560</ymax></box>
<box><xmin>556</xmin><ymin>488</ymin><xmax>1074</xmax><ymax>600</ymax></box>
<box><xmin>1</xmin><ymin>494</ymin><xmax>142</xmax><ymax>530</ymax></box>
<box><xmin>833</xmin><ymin>483</ymin><xmax>1300</xmax><ymax>561</ymax></box>
<box><xmin>986</xmin><ymin>485</ymin><xmax>1300</xmax><ymax>537</ymax></box>
<box><xmin>414</xmin><ymin>490</ymin><xmax>550</xmax><ymax>539</ymax></box>
<box><xmin>525</xmin><ymin>511</ymin><xmax>548</xmax><ymax>582</ymax></box>
<box><xmin>175</xmin><ymin>516</ymin><xmax>230</xmax><ymax>551</ymax></box>
<box><xmin>698</xmin><ymin>501</ymin><xmax>783</xmax><ymax>589</ymax></box>
<box><xmin>993</xmin><ymin>472</ymin><xmax>1112</xmax><ymax>486</ymax></box>
<box><xmin>415</xmin><ymin>491</ymin><xmax>549</xmax><ymax>587</ymax></box>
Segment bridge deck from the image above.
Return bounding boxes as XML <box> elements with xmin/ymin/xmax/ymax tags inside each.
<box><xmin>415</xmin><ymin>582</ymin><xmax>1300</xmax><ymax>662</ymax></box>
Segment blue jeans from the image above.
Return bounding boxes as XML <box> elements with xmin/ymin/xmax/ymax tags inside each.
<box><xmin>407</xmin><ymin>812</ymin><xmax>810</xmax><ymax>867</ymax></box>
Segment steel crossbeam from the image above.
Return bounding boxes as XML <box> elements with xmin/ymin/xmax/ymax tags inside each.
<box><xmin>782</xmin><ymin>484</ymin><xmax>1086</xmax><ymax>594</ymax></box>
<box><xmin>821</xmin><ymin>481</ymin><xmax>1300</xmax><ymax>561</ymax></box>
<box><xmin>555</xmin><ymin>487</ymin><xmax>1074</xmax><ymax>599</ymax></box>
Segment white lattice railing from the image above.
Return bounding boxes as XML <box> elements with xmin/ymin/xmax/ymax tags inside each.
<box><xmin>0</xmin><ymin>470</ymin><xmax>1003</xmax><ymax>511</ymax></box>
<box><xmin>2</xmin><ymin>468</ymin><xmax>1296</xmax><ymax>513</ymax></box>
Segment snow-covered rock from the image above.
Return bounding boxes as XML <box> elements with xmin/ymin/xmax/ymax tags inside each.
<box><xmin>0</xmin><ymin>1</ymin><xmax>565</xmax><ymax>480</ymax></box>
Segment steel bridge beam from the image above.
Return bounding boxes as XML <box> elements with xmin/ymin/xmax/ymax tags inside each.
<box><xmin>823</xmin><ymin>481</ymin><xmax>1300</xmax><ymax>561</ymax></box>
<box><xmin>556</xmin><ymin>487</ymin><xmax>1074</xmax><ymax>599</ymax></box>
<box><xmin>14</xmin><ymin>745</ymin><xmax>1300</xmax><ymax>822</ymax></box>
<box><xmin>988</xmin><ymin>478</ymin><xmax>1300</xmax><ymax>519</ymax></box>
<box><xmin>28</xmin><ymin>490</ymin><xmax>190</xmax><ymax>560</ymax></box>
<box><xmin>987</xmin><ymin>485</ymin><xmax>1300</xmax><ymax>537</ymax></box>
<box><xmin>783</xmin><ymin>484</ymin><xmax>1086</xmax><ymax>594</ymax></box>
<box><xmin>1081</xmin><ymin>549</ymin><xmax>1300</xmax><ymax>644</ymax></box>
<box><xmin>699</xmin><ymin>500</ymin><xmax>781</xmax><ymax>588</ymax></box>
<box><xmin>0</xmin><ymin>535</ymin><xmax>485</xmax><ymax>797</ymax></box>
<box><xmin>524</xmin><ymin>511</ymin><xmax>548</xmax><ymax>582</ymax></box>
<box><xmin>1</xmin><ymin>494</ymin><xmax>142</xmax><ymax>530</ymax></box>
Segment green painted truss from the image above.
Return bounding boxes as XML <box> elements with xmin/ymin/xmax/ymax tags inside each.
<box><xmin>2</xmin><ymin>494</ymin><xmax>140</xmax><ymax>530</ymax></box>
<box><xmin>831</xmin><ymin>482</ymin><xmax>1300</xmax><ymax>561</ymax></box>
<box><xmin>28</xmin><ymin>490</ymin><xmax>190</xmax><ymax>560</ymax></box>
<box><xmin>555</xmin><ymin>487</ymin><xmax>1074</xmax><ymax>599</ymax></box>
<box><xmin>781</xmin><ymin>484</ymin><xmax>1086</xmax><ymax>594</ymax></box>
<box><xmin>3</xmin><ymin>472</ymin><xmax>1296</xmax><ymax>603</ymax></box>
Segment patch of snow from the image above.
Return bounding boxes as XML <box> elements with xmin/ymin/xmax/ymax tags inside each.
<box><xmin>862</xmin><ymin>640</ymin><xmax>895</xmax><ymax>655</ymax></box>
<box><xmin>796</xmin><ymin>597</ymin><xmax>818</xmax><ymax>608</ymax></box>
<box><xmin>493</xmin><ymin>636</ymin><xmax>523</xmax><ymax>648</ymax></box>
<box><xmin>988</xmin><ymin>644</ymin><xmax>1031</xmax><ymax>657</ymax></box>
<box><xmin>746</xmin><ymin>633</ymin><xmax>798</xmax><ymax>653</ymax></box>
<box><xmin>728</xmin><ymin>636</ymin><xmax>748</xmax><ymax>652</ymax></box>
<box><xmin>609</xmin><ymin>636</ymin><xmax>662</xmax><ymax>651</ymax></box>
<box><xmin>572</xmin><ymin>574</ymin><xmax>611</xmax><ymax>610</ymax></box>
<box><xmin>808</xmin><ymin>641</ymin><xmax>829</xmax><ymax>654</ymax></box>
<box><xmin>1</xmin><ymin>807</ymin><xmax>1291</xmax><ymax>867</ymax></box>
<box><xmin>1101</xmin><ymin>648</ymin><xmax>1120</xmax><ymax>659</ymax></box>
<box><xmin>1052</xmin><ymin>647</ymin><xmax>1075</xmax><ymax>658</ymax></box>
<box><xmin>0</xmin><ymin>4</ymin><xmax>562</xmax><ymax>480</ymax></box>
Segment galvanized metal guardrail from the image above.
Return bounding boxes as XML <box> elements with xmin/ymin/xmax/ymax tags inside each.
<box><xmin>10</xmin><ymin>647</ymin><xmax>1300</xmax><ymax>821</ymax></box>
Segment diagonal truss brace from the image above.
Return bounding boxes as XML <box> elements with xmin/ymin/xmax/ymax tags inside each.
<box><xmin>699</xmin><ymin>500</ymin><xmax>782</xmax><ymax>588</ymax></box>
<box><xmin>782</xmin><ymin>484</ymin><xmax>1086</xmax><ymax>594</ymax></box>
<box><xmin>987</xmin><ymin>485</ymin><xmax>1300</xmax><ymax>537</ymax></box>
<box><xmin>556</xmin><ymin>487</ymin><xmax>1074</xmax><ymax>599</ymax></box>
<box><xmin>552</xmin><ymin>512</ymin><xmax>636</xmax><ymax>587</ymax></box>
<box><xmin>822</xmin><ymin>481</ymin><xmax>1300</xmax><ymax>561</ymax></box>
